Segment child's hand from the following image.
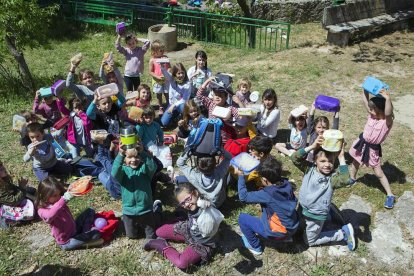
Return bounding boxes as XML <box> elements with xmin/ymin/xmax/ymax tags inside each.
<box><xmin>93</xmin><ymin>93</ymin><xmax>100</xmax><ymax>104</ymax></box>
<box><xmin>379</xmin><ymin>89</ymin><xmax>390</xmax><ymax>99</ymax></box>
<box><xmin>233</xmin><ymin>167</ymin><xmax>244</xmax><ymax>176</ymax></box>
<box><xmin>177</xmin><ymin>119</ymin><xmax>184</xmax><ymax>127</ymax></box>
<box><xmin>35</xmin><ymin>90</ymin><xmax>41</xmax><ymax>98</ymax></box>
<box><xmin>27</xmin><ymin>144</ymin><xmax>37</xmax><ymax>156</ymax></box>
<box><xmin>312</xmin><ymin>135</ymin><xmax>324</xmax><ymax>149</ymax></box>
<box><xmin>118</xmin><ymin>142</ymin><xmax>126</xmax><ymax>156</ymax></box>
<box><xmin>18</xmin><ymin>178</ymin><xmax>28</xmax><ymax>189</ymax></box>
<box><xmin>63</xmin><ymin>191</ymin><xmax>74</xmax><ymax>202</ymax></box>
<box><xmin>310</xmin><ymin>101</ymin><xmax>316</xmax><ymax>113</ymax></box>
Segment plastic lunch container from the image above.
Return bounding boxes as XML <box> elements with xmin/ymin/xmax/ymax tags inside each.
<box><xmin>230</xmin><ymin>152</ymin><xmax>260</xmax><ymax>175</ymax></box>
<box><xmin>96</xmin><ymin>83</ymin><xmax>119</xmax><ymax>98</ymax></box>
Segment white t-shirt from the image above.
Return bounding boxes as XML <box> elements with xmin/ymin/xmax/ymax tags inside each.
<box><xmin>257</xmin><ymin>106</ymin><xmax>280</xmax><ymax>138</ymax></box>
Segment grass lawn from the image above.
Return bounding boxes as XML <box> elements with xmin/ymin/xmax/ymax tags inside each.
<box><xmin>0</xmin><ymin>22</ymin><xmax>414</xmax><ymax>275</ymax></box>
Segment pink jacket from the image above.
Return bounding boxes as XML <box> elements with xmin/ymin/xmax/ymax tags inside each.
<box><xmin>37</xmin><ymin>197</ymin><xmax>76</xmax><ymax>245</ymax></box>
<box><xmin>56</xmin><ymin>98</ymin><xmax>92</xmax><ymax>145</ymax></box>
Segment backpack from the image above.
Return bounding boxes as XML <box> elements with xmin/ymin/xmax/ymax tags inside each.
<box><xmin>187</xmin><ymin>117</ymin><xmax>222</xmax><ymax>157</ymax></box>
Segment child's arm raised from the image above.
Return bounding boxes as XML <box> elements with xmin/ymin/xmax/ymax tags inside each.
<box><xmin>332</xmin><ymin>108</ymin><xmax>340</xmax><ymax>130</ymax></box>
<box><xmin>331</xmin><ymin>140</ymin><xmax>350</xmax><ymax>189</ymax></box>
<box><xmin>290</xmin><ymin>135</ymin><xmax>323</xmax><ymax>173</ymax></box>
<box><xmin>307</xmin><ymin>101</ymin><xmax>316</xmax><ymax>135</ymax></box>
<box><xmin>86</xmin><ymin>94</ymin><xmax>99</xmax><ymax>120</ymax></box>
<box><xmin>361</xmin><ymin>89</ymin><xmax>371</xmax><ymax>113</ymax></box>
<box><xmin>236</xmin><ymin>171</ymin><xmax>270</xmax><ymax>204</ymax></box>
<box><xmin>56</xmin><ymin>97</ymin><xmax>70</xmax><ymax>116</ymax></box>
<box><xmin>115</xmin><ymin>34</ymin><xmax>127</xmax><ymax>55</ymax></box>
<box><xmin>111</xmin><ymin>151</ymin><xmax>126</xmax><ymax>184</ymax></box>
<box><xmin>214</xmin><ymin>150</ymin><xmax>232</xmax><ymax>178</ymax></box>
<box><xmin>380</xmin><ymin>90</ymin><xmax>394</xmax><ymax>128</ymax></box>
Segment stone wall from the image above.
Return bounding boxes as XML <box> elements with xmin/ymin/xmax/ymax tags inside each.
<box><xmin>251</xmin><ymin>0</ymin><xmax>332</xmax><ymax>23</ymax></box>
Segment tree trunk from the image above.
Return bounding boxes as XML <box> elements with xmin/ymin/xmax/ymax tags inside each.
<box><xmin>236</xmin><ymin>0</ymin><xmax>256</xmax><ymax>48</ymax></box>
<box><xmin>4</xmin><ymin>34</ymin><xmax>35</xmax><ymax>91</ymax></box>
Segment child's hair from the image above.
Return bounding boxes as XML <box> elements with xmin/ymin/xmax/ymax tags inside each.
<box><xmin>368</xmin><ymin>97</ymin><xmax>386</xmax><ymax>113</ymax></box>
<box><xmin>78</xmin><ymin>69</ymin><xmax>94</xmax><ymax>82</ymax></box>
<box><xmin>171</xmin><ymin>63</ymin><xmax>189</xmax><ymax>82</ymax></box>
<box><xmin>194</xmin><ymin>50</ymin><xmax>208</xmax><ymax>69</ymax></box>
<box><xmin>35</xmin><ymin>177</ymin><xmax>65</xmax><ymax>208</ymax></box>
<box><xmin>142</xmin><ymin>106</ymin><xmax>155</xmax><ymax>118</ymax></box>
<box><xmin>26</xmin><ymin>122</ymin><xmax>43</xmax><ymax>134</ymax></box>
<box><xmin>69</xmin><ymin>97</ymin><xmax>85</xmax><ymax>111</ymax></box>
<box><xmin>262</xmin><ymin>89</ymin><xmax>278</xmax><ymax>109</ymax></box>
<box><xmin>257</xmin><ymin>156</ymin><xmax>282</xmax><ymax>184</ymax></box>
<box><xmin>151</xmin><ymin>40</ymin><xmax>165</xmax><ymax>56</ymax></box>
<box><xmin>313</xmin><ymin>147</ymin><xmax>338</xmax><ymax>166</ymax></box>
<box><xmin>182</xmin><ymin>99</ymin><xmax>201</xmax><ymax>129</ymax></box>
<box><xmin>174</xmin><ymin>182</ymin><xmax>197</xmax><ymax>198</ymax></box>
<box><xmin>288</xmin><ymin>114</ymin><xmax>307</xmax><ymax>129</ymax></box>
<box><xmin>314</xmin><ymin>116</ymin><xmax>330</xmax><ymax>129</ymax></box>
<box><xmin>125</xmin><ymin>34</ymin><xmax>135</xmax><ymax>44</ymax></box>
<box><xmin>237</xmin><ymin>77</ymin><xmax>251</xmax><ymax>91</ymax></box>
<box><xmin>125</xmin><ymin>147</ymin><xmax>139</xmax><ymax>158</ymax></box>
<box><xmin>137</xmin><ymin>84</ymin><xmax>152</xmax><ymax>101</ymax></box>
<box><xmin>20</xmin><ymin>110</ymin><xmax>37</xmax><ymax>122</ymax></box>
<box><xmin>248</xmin><ymin>136</ymin><xmax>273</xmax><ymax>155</ymax></box>
<box><xmin>197</xmin><ymin>156</ymin><xmax>216</xmax><ymax>175</ymax></box>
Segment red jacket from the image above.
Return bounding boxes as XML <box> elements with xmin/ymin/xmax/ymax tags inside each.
<box><xmin>224</xmin><ymin>136</ymin><xmax>250</xmax><ymax>157</ymax></box>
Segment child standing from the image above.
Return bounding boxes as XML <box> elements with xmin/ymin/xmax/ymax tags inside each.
<box><xmin>111</xmin><ymin>145</ymin><xmax>158</xmax><ymax>239</ymax></box>
<box><xmin>291</xmin><ymin>136</ymin><xmax>356</xmax><ymax>250</ymax></box>
<box><xmin>115</xmin><ymin>34</ymin><xmax>150</xmax><ymax>91</ymax></box>
<box><xmin>349</xmin><ymin>90</ymin><xmax>395</xmax><ymax>208</ymax></box>
<box><xmin>36</xmin><ymin>177</ymin><xmax>103</xmax><ymax>250</ymax></box>
<box><xmin>33</xmin><ymin>89</ymin><xmax>62</xmax><ymax>124</ymax></box>
<box><xmin>57</xmin><ymin>97</ymin><xmax>94</xmax><ymax>158</ymax></box>
<box><xmin>187</xmin><ymin>51</ymin><xmax>212</xmax><ymax>98</ymax></box>
<box><xmin>144</xmin><ymin>182</ymin><xmax>223</xmax><ymax>269</ymax></box>
<box><xmin>159</xmin><ymin>62</ymin><xmax>191</xmax><ymax>127</ymax></box>
<box><xmin>275</xmin><ymin>110</ymin><xmax>307</xmax><ymax>156</ymax></box>
<box><xmin>235</xmin><ymin>157</ymin><xmax>299</xmax><ymax>255</ymax></box>
<box><xmin>232</xmin><ymin>77</ymin><xmax>252</xmax><ymax>108</ymax></box>
<box><xmin>176</xmin><ymin>149</ymin><xmax>232</xmax><ymax>208</ymax></box>
<box><xmin>256</xmin><ymin>89</ymin><xmax>280</xmax><ymax>143</ymax></box>
<box><xmin>149</xmin><ymin>40</ymin><xmax>170</xmax><ymax>114</ymax></box>
<box><xmin>23</xmin><ymin>123</ymin><xmax>72</xmax><ymax>182</ymax></box>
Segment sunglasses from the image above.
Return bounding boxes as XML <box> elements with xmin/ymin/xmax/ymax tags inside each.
<box><xmin>178</xmin><ymin>193</ymin><xmax>193</xmax><ymax>208</ymax></box>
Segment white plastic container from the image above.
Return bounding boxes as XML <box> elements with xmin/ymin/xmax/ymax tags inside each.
<box><xmin>155</xmin><ymin>58</ymin><xmax>170</xmax><ymax>64</ymax></box>
<box><xmin>238</xmin><ymin>108</ymin><xmax>257</xmax><ymax>117</ymax></box>
<box><xmin>290</xmin><ymin>105</ymin><xmax>308</xmax><ymax>118</ymax></box>
<box><xmin>96</xmin><ymin>83</ymin><xmax>119</xmax><ymax>98</ymax></box>
<box><xmin>125</xmin><ymin>90</ymin><xmax>139</xmax><ymax>100</ymax></box>
<box><xmin>13</xmin><ymin>115</ymin><xmax>26</xmax><ymax>131</ymax></box>
<box><xmin>212</xmin><ymin>106</ymin><xmax>231</xmax><ymax>119</ymax></box>
<box><xmin>249</xmin><ymin>91</ymin><xmax>260</xmax><ymax>103</ymax></box>
<box><xmin>322</xmin><ymin>129</ymin><xmax>343</xmax><ymax>152</ymax></box>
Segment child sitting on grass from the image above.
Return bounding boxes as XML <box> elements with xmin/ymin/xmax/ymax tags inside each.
<box><xmin>176</xmin><ymin>149</ymin><xmax>232</xmax><ymax>208</ymax></box>
<box><xmin>111</xmin><ymin>144</ymin><xmax>159</xmax><ymax>240</ymax></box>
<box><xmin>86</xmin><ymin>91</ymin><xmax>126</xmax><ymax>136</ymax></box>
<box><xmin>224</xmin><ymin>116</ymin><xmax>251</xmax><ymax>157</ymax></box>
<box><xmin>23</xmin><ymin>123</ymin><xmax>72</xmax><ymax>182</ymax></box>
<box><xmin>33</xmin><ymin>89</ymin><xmax>62</xmax><ymax>124</ymax></box>
<box><xmin>245</xmin><ymin>136</ymin><xmax>274</xmax><ymax>188</ymax></box>
<box><xmin>17</xmin><ymin>111</ymin><xmax>53</xmax><ymax>149</ymax></box>
<box><xmin>290</xmin><ymin>135</ymin><xmax>356</xmax><ymax>251</ymax></box>
<box><xmin>144</xmin><ymin>182</ymin><xmax>223</xmax><ymax>270</ymax></box>
<box><xmin>235</xmin><ymin>156</ymin><xmax>299</xmax><ymax>255</ymax></box>
<box><xmin>36</xmin><ymin>177</ymin><xmax>103</xmax><ymax>250</ymax></box>
<box><xmin>275</xmin><ymin>110</ymin><xmax>307</xmax><ymax>156</ymax></box>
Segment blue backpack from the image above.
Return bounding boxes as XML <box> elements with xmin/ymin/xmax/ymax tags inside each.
<box><xmin>187</xmin><ymin>118</ymin><xmax>223</xmax><ymax>157</ymax></box>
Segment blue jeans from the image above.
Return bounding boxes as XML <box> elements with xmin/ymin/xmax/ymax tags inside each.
<box><xmin>33</xmin><ymin>160</ymin><xmax>73</xmax><ymax>182</ymax></box>
<box><xmin>160</xmin><ymin>103</ymin><xmax>185</xmax><ymax>127</ymax></box>
<box><xmin>60</xmin><ymin>208</ymin><xmax>101</xmax><ymax>250</ymax></box>
<box><xmin>238</xmin><ymin>213</ymin><xmax>286</xmax><ymax>249</ymax></box>
<box><xmin>96</xmin><ymin>145</ymin><xmax>121</xmax><ymax>199</ymax></box>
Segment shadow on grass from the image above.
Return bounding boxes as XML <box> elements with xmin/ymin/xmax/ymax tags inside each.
<box><xmin>356</xmin><ymin>161</ymin><xmax>407</xmax><ymax>192</ymax></box>
<box><xmin>341</xmin><ymin>209</ymin><xmax>372</xmax><ymax>243</ymax></box>
<box><xmin>21</xmin><ymin>264</ymin><xmax>83</xmax><ymax>276</ymax></box>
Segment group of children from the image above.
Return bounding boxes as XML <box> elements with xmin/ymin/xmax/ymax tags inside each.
<box><xmin>0</xmin><ymin>30</ymin><xmax>397</xmax><ymax>270</ymax></box>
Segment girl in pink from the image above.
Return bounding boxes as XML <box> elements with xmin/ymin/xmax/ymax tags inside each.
<box><xmin>36</xmin><ymin>177</ymin><xmax>102</xmax><ymax>250</ymax></box>
<box><xmin>33</xmin><ymin>89</ymin><xmax>62</xmax><ymax>124</ymax></box>
<box><xmin>57</xmin><ymin>97</ymin><xmax>94</xmax><ymax>158</ymax></box>
<box><xmin>349</xmin><ymin>89</ymin><xmax>395</xmax><ymax>209</ymax></box>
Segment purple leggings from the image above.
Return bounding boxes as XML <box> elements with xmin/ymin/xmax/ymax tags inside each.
<box><xmin>156</xmin><ymin>223</ymin><xmax>201</xmax><ymax>269</ymax></box>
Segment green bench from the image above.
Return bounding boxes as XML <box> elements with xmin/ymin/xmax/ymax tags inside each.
<box><xmin>73</xmin><ymin>1</ymin><xmax>133</xmax><ymax>26</ymax></box>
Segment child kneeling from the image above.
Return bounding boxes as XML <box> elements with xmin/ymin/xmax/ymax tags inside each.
<box><xmin>235</xmin><ymin>157</ymin><xmax>299</xmax><ymax>255</ymax></box>
<box><xmin>291</xmin><ymin>136</ymin><xmax>356</xmax><ymax>250</ymax></box>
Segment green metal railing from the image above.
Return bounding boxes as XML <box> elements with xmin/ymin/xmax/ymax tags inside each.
<box><xmin>66</xmin><ymin>0</ymin><xmax>291</xmax><ymax>51</ymax></box>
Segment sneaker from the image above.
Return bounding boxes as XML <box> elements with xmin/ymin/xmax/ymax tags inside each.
<box><xmin>348</xmin><ymin>178</ymin><xmax>357</xmax><ymax>186</ymax></box>
<box><xmin>241</xmin><ymin>234</ymin><xmax>263</xmax><ymax>255</ymax></box>
<box><xmin>144</xmin><ymin>238</ymin><xmax>169</xmax><ymax>254</ymax></box>
<box><xmin>384</xmin><ymin>195</ymin><xmax>395</xmax><ymax>209</ymax></box>
<box><xmin>341</xmin><ymin>223</ymin><xmax>356</xmax><ymax>251</ymax></box>
<box><xmin>153</xmin><ymin>199</ymin><xmax>163</xmax><ymax>213</ymax></box>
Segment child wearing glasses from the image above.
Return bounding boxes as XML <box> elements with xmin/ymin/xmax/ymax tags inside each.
<box><xmin>144</xmin><ymin>182</ymin><xmax>223</xmax><ymax>270</ymax></box>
